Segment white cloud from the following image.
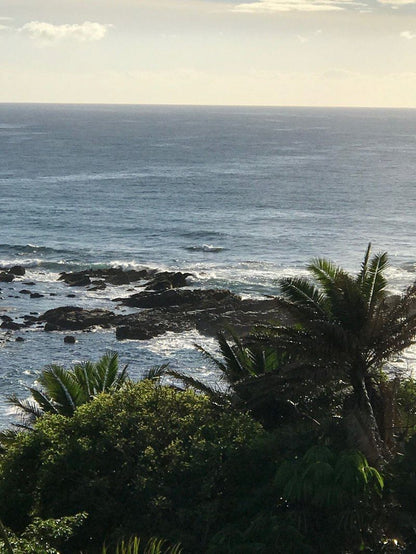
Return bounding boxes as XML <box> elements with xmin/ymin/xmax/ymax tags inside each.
<box><xmin>377</xmin><ymin>0</ymin><xmax>416</xmax><ymax>4</ymax></box>
<box><xmin>233</xmin><ymin>0</ymin><xmax>364</xmax><ymax>12</ymax></box>
<box><xmin>400</xmin><ymin>30</ymin><xmax>416</xmax><ymax>38</ymax></box>
<box><xmin>19</xmin><ymin>21</ymin><xmax>112</xmax><ymax>43</ymax></box>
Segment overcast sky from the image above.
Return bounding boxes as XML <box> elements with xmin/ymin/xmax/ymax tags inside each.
<box><xmin>1</xmin><ymin>0</ymin><xmax>416</xmax><ymax>106</ymax></box>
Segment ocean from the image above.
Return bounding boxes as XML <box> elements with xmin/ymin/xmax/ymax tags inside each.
<box><xmin>1</xmin><ymin>103</ymin><xmax>416</xmax><ymax>426</ymax></box>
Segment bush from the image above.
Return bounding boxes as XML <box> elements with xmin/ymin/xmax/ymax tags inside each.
<box><xmin>0</xmin><ymin>381</ymin><xmax>270</xmax><ymax>552</ymax></box>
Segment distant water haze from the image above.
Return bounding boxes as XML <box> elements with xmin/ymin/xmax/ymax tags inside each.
<box><xmin>0</xmin><ymin>104</ymin><xmax>415</xmax><ymax>425</ymax></box>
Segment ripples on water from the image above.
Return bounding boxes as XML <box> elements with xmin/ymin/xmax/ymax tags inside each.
<box><xmin>1</xmin><ymin>104</ymin><xmax>416</xmax><ymax>426</ymax></box>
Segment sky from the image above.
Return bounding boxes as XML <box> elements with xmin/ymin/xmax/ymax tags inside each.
<box><xmin>1</xmin><ymin>0</ymin><xmax>416</xmax><ymax>106</ymax></box>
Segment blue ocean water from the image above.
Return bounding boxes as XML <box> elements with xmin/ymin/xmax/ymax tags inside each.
<box><xmin>0</xmin><ymin>104</ymin><xmax>416</xmax><ymax>426</ymax></box>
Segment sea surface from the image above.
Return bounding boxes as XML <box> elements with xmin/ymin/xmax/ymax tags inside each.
<box><xmin>1</xmin><ymin>103</ymin><xmax>416</xmax><ymax>427</ymax></box>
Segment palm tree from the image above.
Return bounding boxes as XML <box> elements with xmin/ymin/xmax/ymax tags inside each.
<box><xmin>166</xmin><ymin>331</ymin><xmax>311</xmax><ymax>429</ymax></box>
<box><xmin>8</xmin><ymin>351</ymin><xmax>128</xmax><ymax>427</ymax></box>
<box><xmin>265</xmin><ymin>243</ymin><xmax>416</xmax><ymax>465</ymax></box>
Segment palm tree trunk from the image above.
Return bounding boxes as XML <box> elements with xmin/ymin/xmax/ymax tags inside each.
<box><xmin>344</xmin><ymin>373</ymin><xmax>387</xmax><ymax>467</ymax></box>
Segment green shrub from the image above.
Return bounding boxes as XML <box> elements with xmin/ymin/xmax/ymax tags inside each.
<box><xmin>0</xmin><ymin>513</ymin><xmax>86</xmax><ymax>553</ymax></box>
<box><xmin>0</xmin><ymin>381</ymin><xmax>269</xmax><ymax>552</ymax></box>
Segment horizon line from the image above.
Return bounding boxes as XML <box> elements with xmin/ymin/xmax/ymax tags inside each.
<box><xmin>0</xmin><ymin>101</ymin><xmax>415</xmax><ymax>110</ymax></box>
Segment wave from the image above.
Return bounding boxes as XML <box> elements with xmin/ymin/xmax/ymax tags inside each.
<box><xmin>0</xmin><ymin>243</ymin><xmax>73</xmax><ymax>256</ymax></box>
<box><xmin>184</xmin><ymin>244</ymin><xmax>226</xmax><ymax>253</ymax></box>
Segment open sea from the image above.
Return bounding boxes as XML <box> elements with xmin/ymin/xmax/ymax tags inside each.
<box><xmin>1</xmin><ymin>103</ymin><xmax>416</xmax><ymax>426</ymax></box>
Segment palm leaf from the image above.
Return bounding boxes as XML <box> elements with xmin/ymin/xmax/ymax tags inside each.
<box><xmin>142</xmin><ymin>363</ymin><xmax>169</xmax><ymax>381</ymax></box>
<box><xmin>38</xmin><ymin>365</ymin><xmax>80</xmax><ymax>415</ymax></box>
<box><xmin>362</xmin><ymin>251</ymin><xmax>388</xmax><ymax>312</ymax></box>
<box><xmin>280</xmin><ymin>277</ymin><xmax>328</xmax><ymax>316</ymax></box>
<box><xmin>356</xmin><ymin>242</ymin><xmax>372</xmax><ymax>286</ymax></box>
<box><xmin>94</xmin><ymin>351</ymin><xmax>120</xmax><ymax>392</ymax></box>
<box><xmin>165</xmin><ymin>368</ymin><xmax>228</xmax><ymax>404</ymax></box>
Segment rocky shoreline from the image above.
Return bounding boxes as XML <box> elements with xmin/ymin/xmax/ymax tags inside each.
<box><xmin>1</xmin><ymin>265</ymin><xmax>292</xmax><ymax>342</ymax></box>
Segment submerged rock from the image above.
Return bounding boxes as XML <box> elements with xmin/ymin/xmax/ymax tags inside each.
<box><xmin>0</xmin><ymin>272</ymin><xmax>14</xmax><ymax>283</ymax></box>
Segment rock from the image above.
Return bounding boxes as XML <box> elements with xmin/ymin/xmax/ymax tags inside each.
<box><xmin>59</xmin><ymin>267</ymin><xmax>156</xmax><ymax>288</ymax></box>
<box><xmin>1</xmin><ymin>320</ymin><xmax>21</xmax><ymax>330</ymax></box>
<box><xmin>144</xmin><ymin>271</ymin><xmax>192</xmax><ymax>291</ymax></box>
<box><xmin>67</xmin><ymin>294</ymin><xmax>76</xmax><ymax>298</ymax></box>
<box><xmin>116</xmin><ymin>288</ymin><xmax>239</xmax><ymax>310</ymax></box>
<box><xmin>23</xmin><ymin>315</ymin><xmax>38</xmax><ymax>326</ymax></box>
<box><xmin>0</xmin><ymin>315</ymin><xmax>12</xmax><ymax>322</ymax></box>
<box><xmin>8</xmin><ymin>266</ymin><xmax>25</xmax><ymax>276</ymax></box>
<box><xmin>60</xmin><ymin>273</ymin><xmax>91</xmax><ymax>287</ymax></box>
<box><xmin>15</xmin><ymin>336</ymin><xmax>25</xmax><ymax>342</ymax></box>
<box><xmin>0</xmin><ymin>272</ymin><xmax>14</xmax><ymax>283</ymax></box>
<box><xmin>41</xmin><ymin>306</ymin><xmax>116</xmax><ymax>331</ymax></box>
<box><xmin>114</xmin><ymin>294</ymin><xmax>290</xmax><ymax>342</ymax></box>
<box><xmin>64</xmin><ymin>335</ymin><xmax>76</xmax><ymax>344</ymax></box>
<box><xmin>22</xmin><ymin>281</ymin><xmax>36</xmax><ymax>286</ymax></box>
<box><xmin>30</xmin><ymin>292</ymin><xmax>44</xmax><ymax>299</ymax></box>
<box><xmin>116</xmin><ymin>325</ymin><xmax>162</xmax><ymax>341</ymax></box>
<box><xmin>106</xmin><ymin>272</ymin><xmax>130</xmax><ymax>285</ymax></box>
<box><xmin>19</xmin><ymin>289</ymin><xmax>32</xmax><ymax>295</ymax></box>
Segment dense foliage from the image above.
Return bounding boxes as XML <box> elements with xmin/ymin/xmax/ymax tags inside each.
<box><xmin>0</xmin><ymin>380</ymin><xmax>273</xmax><ymax>553</ymax></box>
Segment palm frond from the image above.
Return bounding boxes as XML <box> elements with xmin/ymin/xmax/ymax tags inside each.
<box><xmin>362</xmin><ymin>251</ymin><xmax>389</xmax><ymax>312</ymax></box>
<box><xmin>94</xmin><ymin>351</ymin><xmax>120</xmax><ymax>392</ymax></box>
<box><xmin>307</xmin><ymin>257</ymin><xmax>342</xmax><ymax>292</ymax></box>
<box><xmin>142</xmin><ymin>363</ymin><xmax>169</xmax><ymax>381</ymax></box>
<box><xmin>165</xmin><ymin>368</ymin><xmax>228</xmax><ymax>404</ymax></box>
<box><xmin>279</xmin><ymin>277</ymin><xmax>328</xmax><ymax>316</ymax></box>
<box><xmin>38</xmin><ymin>365</ymin><xmax>80</xmax><ymax>415</ymax></box>
<box><xmin>356</xmin><ymin>242</ymin><xmax>372</xmax><ymax>286</ymax></box>
<box><xmin>73</xmin><ymin>361</ymin><xmax>95</xmax><ymax>399</ymax></box>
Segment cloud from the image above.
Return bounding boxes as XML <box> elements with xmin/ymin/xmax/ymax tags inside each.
<box><xmin>377</xmin><ymin>0</ymin><xmax>416</xmax><ymax>4</ymax></box>
<box><xmin>233</xmin><ymin>0</ymin><xmax>364</xmax><ymax>12</ymax></box>
<box><xmin>19</xmin><ymin>21</ymin><xmax>112</xmax><ymax>43</ymax></box>
<box><xmin>401</xmin><ymin>30</ymin><xmax>416</xmax><ymax>38</ymax></box>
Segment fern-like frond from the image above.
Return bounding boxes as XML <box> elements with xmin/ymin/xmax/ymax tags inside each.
<box><xmin>165</xmin><ymin>368</ymin><xmax>229</xmax><ymax>404</ymax></box>
<box><xmin>362</xmin><ymin>251</ymin><xmax>389</xmax><ymax>312</ymax></box>
<box><xmin>280</xmin><ymin>277</ymin><xmax>328</xmax><ymax>316</ymax></box>
<box><xmin>356</xmin><ymin>242</ymin><xmax>372</xmax><ymax>286</ymax></box>
<box><xmin>142</xmin><ymin>364</ymin><xmax>169</xmax><ymax>381</ymax></box>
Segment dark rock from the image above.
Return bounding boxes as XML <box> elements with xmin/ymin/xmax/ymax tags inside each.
<box><xmin>67</xmin><ymin>294</ymin><xmax>76</xmax><ymax>298</ymax></box>
<box><xmin>15</xmin><ymin>336</ymin><xmax>25</xmax><ymax>342</ymax></box>
<box><xmin>60</xmin><ymin>273</ymin><xmax>91</xmax><ymax>287</ymax></box>
<box><xmin>116</xmin><ymin>325</ymin><xmax>162</xmax><ymax>341</ymax></box>
<box><xmin>19</xmin><ymin>289</ymin><xmax>32</xmax><ymax>294</ymax></box>
<box><xmin>59</xmin><ymin>267</ymin><xmax>156</xmax><ymax>288</ymax></box>
<box><xmin>0</xmin><ymin>315</ymin><xmax>12</xmax><ymax>322</ymax></box>
<box><xmin>114</xmin><ymin>294</ymin><xmax>292</xmax><ymax>341</ymax></box>
<box><xmin>0</xmin><ymin>272</ymin><xmax>14</xmax><ymax>282</ymax></box>
<box><xmin>1</xmin><ymin>320</ymin><xmax>21</xmax><ymax>330</ymax></box>
<box><xmin>144</xmin><ymin>271</ymin><xmax>192</xmax><ymax>291</ymax></box>
<box><xmin>30</xmin><ymin>292</ymin><xmax>44</xmax><ymax>299</ymax></box>
<box><xmin>9</xmin><ymin>266</ymin><xmax>25</xmax><ymax>276</ymax></box>
<box><xmin>23</xmin><ymin>315</ymin><xmax>38</xmax><ymax>326</ymax></box>
<box><xmin>40</xmin><ymin>306</ymin><xmax>116</xmax><ymax>331</ymax></box>
<box><xmin>22</xmin><ymin>281</ymin><xmax>36</xmax><ymax>286</ymax></box>
<box><xmin>117</xmin><ymin>288</ymin><xmax>239</xmax><ymax>310</ymax></box>
<box><xmin>106</xmin><ymin>272</ymin><xmax>130</xmax><ymax>285</ymax></box>
<box><xmin>64</xmin><ymin>335</ymin><xmax>76</xmax><ymax>344</ymax></box>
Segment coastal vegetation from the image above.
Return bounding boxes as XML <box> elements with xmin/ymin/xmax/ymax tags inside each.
<box><xmin>1</xmin><ymin>245</ymin><xmax>416</xmax><ymax>552</ymax></box>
